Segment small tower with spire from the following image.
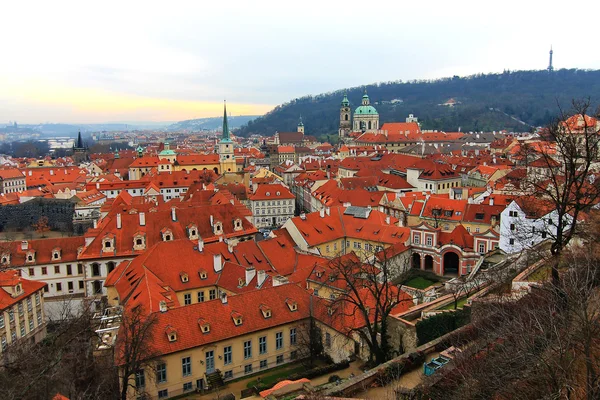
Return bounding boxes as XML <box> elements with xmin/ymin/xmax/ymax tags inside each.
<box><xmin>72</xmin><ymin>131</ymin><xmax>88</xmax><ymax>164</ymax></box>
<box><xmin>339</xmin><ymin>91</ymin><xmax>352</xmax><ymax>140</ymax></box>
<box><xmin>218</xmin><ymin>100</ymin><xmax>236</xmax><ymax>174</ymax></box>
<box><xmin>548</xmin><ymin>46</ymin><xmax>554</xmax><ymax>72</ymax></box>
<box><xmin>297</xmin><ymin>116</ymin><xmax>305</xmax><ymax>134</ymax></box>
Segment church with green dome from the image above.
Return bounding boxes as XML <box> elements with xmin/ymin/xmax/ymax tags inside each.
<box><xmin>338</xmin><ymin>89</ymin><xmax>379</xmax><ymax>139</ymax></box>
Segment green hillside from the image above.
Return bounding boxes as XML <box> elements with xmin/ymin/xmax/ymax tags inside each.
<box><xmin>238</xmin><ymin>69</ymin><xmax>600</xmax><ymax>137</ymax></box>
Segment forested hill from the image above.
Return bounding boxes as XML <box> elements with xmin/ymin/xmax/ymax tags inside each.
<box><xmin>238</xmin><ymin>69</ymin><xmax>600</xmax><ymax>138</ymax></box>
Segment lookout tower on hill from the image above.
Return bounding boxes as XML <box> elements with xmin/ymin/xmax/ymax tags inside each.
<box><xmin>548</xmin><ymin>46</ymin><xmax>554</xmax><ymax>72</ymax></box>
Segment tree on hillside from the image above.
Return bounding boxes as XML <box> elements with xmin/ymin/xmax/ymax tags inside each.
<box><xmin>318</xmin><ymin>247</ymin><xmax>412</xmax><ymax>366</ymax></box>
<box><xmin>523</xmin><ymin>100</ymin><xmax>600</xmax><ymax>283</ymax></box>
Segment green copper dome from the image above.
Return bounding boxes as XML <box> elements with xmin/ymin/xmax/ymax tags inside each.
<box><xmin>354</xmin><ymin>90</ymin><xmax>378</xmax><ymax>115</ymax></box>
<box><xmin>354</xmin><ymin>105</ymin><xmax>379</xmax><ymax>115</ymax></box>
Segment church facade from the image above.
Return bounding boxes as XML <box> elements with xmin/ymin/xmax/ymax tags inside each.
<box><xmin>338</xmin><ymin>90</ymin><xmax>379</xmax><ymax>140</ymax></box>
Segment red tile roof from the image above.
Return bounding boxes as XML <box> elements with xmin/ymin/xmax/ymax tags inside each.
<box><xmin>249</xmin><ymin>183</ymin><xmax>295</xmax><ymax>201</ymax></box>
<box><xmin>0</xmin><ymin>270</ymin><xmax>46</xmax><ymax>311</ymax></box>
<box><xmin>115</xmin><ymin>283</ymin><xmax>313</xmax><ymax>363</ymax></box>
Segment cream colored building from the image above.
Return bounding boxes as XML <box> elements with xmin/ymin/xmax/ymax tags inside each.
<box><xmin>0</xmin><ymin>271</ymin><xmax>47</xmax><ymax>354</ymax></box>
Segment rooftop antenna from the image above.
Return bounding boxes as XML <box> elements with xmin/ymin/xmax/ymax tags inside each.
<box><xmin>547</xmin><ymin>45</ymin><xmax>554</xmax><ymax>72</ymax></box>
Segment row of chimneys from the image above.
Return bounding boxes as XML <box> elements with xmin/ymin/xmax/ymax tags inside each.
<box><xmin>115</xmin><ymin>207</ymin><xmax>181</xmax><ymax>229</ymax></box>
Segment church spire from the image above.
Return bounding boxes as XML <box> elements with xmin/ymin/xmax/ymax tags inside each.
<box><xmin>76</xmin><ymin>131</ymin><xmax>83</xmax><ymax>149</ymax></box>
<box><xmin>222</xmin><ymin>100</ymin><xmax>230</xmax><ymax>141</ymax></box>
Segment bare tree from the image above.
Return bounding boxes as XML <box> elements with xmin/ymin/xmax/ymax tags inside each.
<box><xmin>0</xmin><ymin>300</ymin><xmax>118</xmax><ymax>400</ymax></box>
<box><xmin>524</xmin><ymin>100</ymin><xmax>600</xmax><ymax>284</ymax></box>
<box><xmin>319</xmin><ymin>247</ymin><xmax>412</xmax><ymax>366</ymax></box>
<box><xmin>418</xmin><ymin>248</ymin><xmax>600</xmax><ymax>400</ymax></box>
<box><xmin>115</xmin><ymin>305</ymin><xmax>159</xmax><ymax>400</ymax></box>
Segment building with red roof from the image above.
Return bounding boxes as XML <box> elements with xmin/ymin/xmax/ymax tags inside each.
<box><xmin>248</xmin><ymin>183</ymin><xmax>295</xmax><ymax>229</ymax></box>
<box><xmin>283</xmin><ymin>206</ymin><xmax>409</xmax><ymax>261</ymax></box>
<box><xmin>0</xmin><ymin>270</ymin><xmax>47</xmax><ymax>354</ymax></box>
<box><xmin>79</xmin><ymin>200</ymin><xmax>257</xmax><ymax>300</ymax></box>
<box><xmin>0</xmin><ymin>237</ymin><xmax>86</xmax><ymax>312</ymax></box>
<box><xmin>0</xmin><ymin>168</ymin><xmax>26</xmax><ymax>194</ymax></box>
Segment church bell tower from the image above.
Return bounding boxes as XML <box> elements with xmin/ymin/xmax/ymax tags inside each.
<box><xmin>219</xmin><ymin>101</ymin><xmax>236</xmax><ymax>174</ymax></box>
<box><xmin>339</xmin><ymin>92</ymin><xmax>351</xmax><ymax>139</ymax></box>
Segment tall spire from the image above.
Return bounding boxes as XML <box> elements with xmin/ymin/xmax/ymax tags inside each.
<box><xmin>222</xmin><ymin>100</ymin><xmax>230</xmax><ymax>141</ymax></box>
<box><xmin>548</xmin><ymin>45</ymin><xmax>554</xmax><ymax>72</ymax></box>
<box><xmin>76</xmin><ymin>131</ymin><xmax>83</xmax><ymax>149</ymax></box>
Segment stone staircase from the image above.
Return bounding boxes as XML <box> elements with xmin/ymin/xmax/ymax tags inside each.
<box><xmin>206</xmin><ymin>370</ymin><xmax>225</xmax><ymax>390</ymax></box>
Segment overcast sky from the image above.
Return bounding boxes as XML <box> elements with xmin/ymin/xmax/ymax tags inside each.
<box><xmin>1</xmin><ymin>0</ymin><xmax>599</xmax><ymax>124</ymax></box>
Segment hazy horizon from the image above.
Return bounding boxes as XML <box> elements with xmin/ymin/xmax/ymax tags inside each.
<box><xmin>2</xmin><ymin>0</ymin><xmax>599</xmax><ymax>124</ymax></box>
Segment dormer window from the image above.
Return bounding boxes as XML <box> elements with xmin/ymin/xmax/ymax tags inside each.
<box><xmin>165</xmin><ymin>326</ymin><xmax>177</xmax><ymax>342</ymax></box>
<box><xmin>213</xmin><ymin>221</ymin><xmax>223</xmax><ymax>235</ymax></box>
<box><xmin>1</xmin><ymin>253</ymin><xmax>10</xmax><ymax>264</ymax></box>
<box><xmin>133</xmin><ymin>234</ymin><xmax>146</xmax><ymax>251</ymax></box>
<box><xmin>26</xmin><ymin>251</ymin><xmax>35</xmax><ymax>263</ymax></box>
<box><xmin>52</xmin><ymin>249</ymin><xmax>61</xmax><ymax>260</ymax></box>
<box><xmin>102</xmin><ymin>236</ymin><xmax>115</xmax><ymax>253</ymax></box>
<box><xmin>266</xmin><ymin>192</ymin><xmax>270</xmax><ymax>197</ymax></box>
<box><xmin>238</xmin><ymin>277</ymin><xmax>244</xmax><ymax>287</ymax></box>
<box><xmin>161</xmin><ymin>229</ymin><xmax>173</xmax><ymax>241</ymax></box>
<box><xmin>286</xmin><ymin>298</ymin><xmax>298</xmax><ymax>312</ymax></box>
<box><xmin>233</xmin><ymin>218</ymin><xmax>243</xmax><ymax>232</ymax></box>
<box><xmin>328</xmin><ymin>307</ymin><xmax>335</xmax><ymax>316</ymax></box>
<box><xmin>198</xmin><ymin>318</ymin><xmax>210</xmax><ymax>333</ymax></box>
<box><xmin>260</xmin><ymin>305</ymin><xmax>272</xmax><ymax>319</ymax></box>
<box><xmin>187</xmin><ymin>224</ymin><xmax>199</xmax><ymax>240</ymax></box>
<box><xmin>180</xmin><ymin>272</ymin><xmax>189</xmax><ymax>283</ymax></box>
<box><xmin>315</xmin><ymin>270</ymin><xmax>323</xmax><ymax>278</ymax></box>
<box><xmin>231</xmin><ymin>311</ymin><xmax>243</xmax><ymax>326</ymax></box>
<box><xmin>198</xmin><ymin>270</ymin><xmax>207</xmax><ymax>280</ymax></box>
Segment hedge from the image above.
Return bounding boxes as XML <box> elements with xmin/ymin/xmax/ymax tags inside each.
<box><xmin>416</xmin><ymin>308</ymin><xmax>471</xmax><ymax>346</ymax></box>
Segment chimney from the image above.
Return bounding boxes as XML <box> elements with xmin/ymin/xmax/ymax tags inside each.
<box><xmin>96</xmin><ymin>182</ymin><xmax>100</xmax><ymax>189</ymax></box>
<box><xmin>49</xmin><ymin>169</ymin><xmax>54</xmax><ymax>176</ymax></box>
<box><xmin>319</xmin><ymin>209</ymin><xmax>325</xmax><ymax>218</ymax></box>
<box><xmin>171</xmin><ymin>207</ymin><xmax>176</xmax><ymax>221</ymax></box>
<box><xmin>245</xmin><ymin>267</ymin><xmax>256</xmax><ymax>285</ymax></box>
<box><xmin>300</xmin><ymin>213</ymin><xmax>306</xmax><ymax>220</ymax></box>
<box><xmin>210</xmin><ymin>215</ymin><xmax>214</xmax><ymax>227</ymax></box>
<box><xmin>138</xmin><ymin>212</ymin><xmax>146</xmax><ymax>226</ymax></box>
<box><xmin>385</xmin><ymin>215</ymin><xmax>391</xmax><ymax>225</ymax></box>
<box><xmin>221</xmin><ymin>292</ymin><xmax>228</xmax><ymax>304</ymax></box>
<box><xmin>213</xmin><ymin>254</ymin><xmax>222</xmax><ymax>273</ymax></box>
<box><xmin>93</xmin><ymin>219</ymin><xmax>98</xmax><ymax>229</ymax></box>
<box><xmin>272</xmin><ymin>275</ymin><xmax>289</xmax><ymax>287</ymax></box>
<box><xmin>116</xmin><ymin>213</ymin><xmax>122</xmax><ymax>229</ymax></box>
<box><xmin>227</xmin><ymin>241</ymin><xmax>234</xmax><ymax>253</ymax></box>
<box><xmin>326</xmin><ymin>207</ymin><xmax>330</xmax><ymax>216</ymax></box>
<box><xmin>257</xmin><ymin>270</ymin><xmax>267</xmax><ymax>287</ymax></box>
<box><xmin>198</xmin><ymin>238</ymin><xmax>204</xmax><ymax>252</ymax></box>
<box><xmin>397</xmin><ymin>217</ymin><xmax>405</xmax><ymax>227</ymax></box>
<box><xmin>20</xmin><ymin>241</ymin><xmax>28</xmax><ymax>251</ymax></box>
<box><xmin>489</xmin><ymin>197</ymin><xmax>494</xmax><ymax>206</ymax></box>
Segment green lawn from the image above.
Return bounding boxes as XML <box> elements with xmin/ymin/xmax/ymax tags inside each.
<box><xmin>246</xmin><ymin>364</ymin><xmax>307</xmax><ymax>389</ymax></box>
<box><xmin>403</xmin><ymin>276</ymin><xmax>436</xmax><ymax>289</ymax></box>
<box><xmin>441</xmin><ymin>297</ymin><xmax>469</xmax><ymax>310</ymax></box>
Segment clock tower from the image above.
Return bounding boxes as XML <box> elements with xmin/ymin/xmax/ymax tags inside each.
<box><xmin>338</xmin><ymin>92</ymin><xmax>351</xmax><ymax>140</ymax></box>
